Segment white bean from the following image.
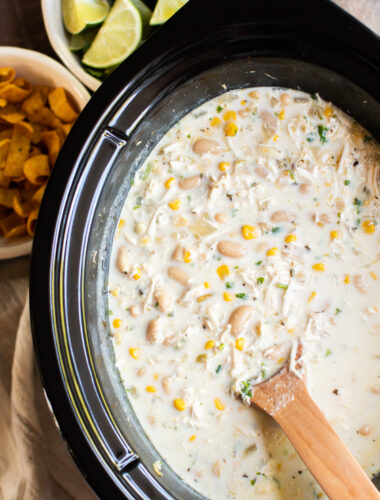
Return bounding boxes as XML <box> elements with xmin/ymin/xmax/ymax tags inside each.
<box><xmin>116</xmin><ymin>245</ymin><xmax>129</xmax><ymax>274</ymax></box>
<box><xmin>168</xmin><ymin>266</ymin><xmax>190</xmax><ymax>286</ymax></box>
<box><xmin>130</xmin><ymin>305</ymin><xmax>139</xmax><ymax>318</ymax></box>
<box><xmin>271</xmin><ymin>210</ymin><xmax>296</xmax><ymax>223</ymax></box>
<box><xmin>192</xmin><ymin>139</ymin><xmax>220</xmax><ymax>155</ymax></box>
<box><xmin>217</xmin><ymin>240</ymin><xmax>246</xmax><ymax>258</ymax></box>
<box><xmin>147</xmin><ymin>319</ymin><xmax>159</xmax><ymax>343</ymax></box>
<box><xmin>154</xmin><ymin>288</ymin><xmax>172</xmax><ymax>312</ymax></box>
<box><xmin>228</xmin><ymin>305</ymin><xmax>253</xmax><ymax>337</ymax></box>
<box><xmin>215</xmin><ymin>213</ymin><xmax>228</xmax><ymax>223</ymax></box>
<box><xmin>179</xmin><ymin>175</ymin><xmax>201</xmax><ymax>190</ymax></box>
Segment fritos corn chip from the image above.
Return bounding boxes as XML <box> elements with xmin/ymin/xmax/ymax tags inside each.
<box><xmin>0</xmin><ymin>67</ymin><xmax>15</xmax><ymax>88</ymax></box>
<box><xmin>4</xmin><ymin>121</ymin><xmax>33</xmax><ymax>179</ymax></box>
<box><xmin>0</xmin><ymin>65</ymin><xmax>79</xmax><ymax>239</ymax></box>
<box><xmin>24</xmin><ymin>154</ymin><xmax>50</xmax><ymax>185</ymax></box>
<box><xmin>48</xmin><ymin>87</ymin><xmax>78</xmax><ymax>123</ymax></box>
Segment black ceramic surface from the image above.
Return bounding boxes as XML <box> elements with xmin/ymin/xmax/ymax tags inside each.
<box><xmin>30</xmin><ymin>0</ymin><xmax>380</xmax><ymax>498</ymax></box>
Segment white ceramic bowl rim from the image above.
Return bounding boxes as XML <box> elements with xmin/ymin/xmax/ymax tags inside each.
<box><xmin>0</xmin><ymin>46</ymin><xmax>90</xmax><ymax>260</ymax></box>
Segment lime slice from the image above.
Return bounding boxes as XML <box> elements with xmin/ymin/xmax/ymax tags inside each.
<box><xmin>150</xmin><ymin>0</ymin><xmax>188</xmax><ymax>25</ymax></box>
<box><xmin>69</xmin><ymin>29</ymin><xmax>98</xmax><ymax>52</ymax></box>
<box><xmin>82</xmin><ymin>0</ymin><xmax>151</xmax><ymax>68</ymax></box>
<box><xmin>62</xmin><ymin>0</ymin><xmax>110</xmax><ymax>35</ymax></box>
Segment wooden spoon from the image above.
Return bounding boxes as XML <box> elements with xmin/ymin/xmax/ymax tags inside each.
<box><xmin>250</xmin><ymin>345</ymin><xmax>380</xmax><ymax>500</ymax></box>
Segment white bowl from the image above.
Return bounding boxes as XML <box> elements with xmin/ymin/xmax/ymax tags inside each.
<box><xmin>0</xmin><ymin>46</ymin><xmax>91</xmax><ymax>260</ymax></box>
<box><xmin>41</xmin><ymin>0</ymin><xmax>101</xmax><ymax>92</ymax></box>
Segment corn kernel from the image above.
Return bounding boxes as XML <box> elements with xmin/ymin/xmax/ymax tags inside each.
<box><xmin>370</xmin><ymin>272</ymin><xmax>377</xmax><ymax>280</ymax></box>
<box><xmin>224</xmin><ymin>122</ymin><xmax>238</xmax><ymax>136</ymax></box>
<box><xmin>165</xmin><ymin>177</ymin><xmax>175</xmax><ymax>189</ymax></box>
<box><xmin>118</xmin><ymin>219</ymin><xmax>125</xmax><ymax>229</ymax></box>
<box><xmin>113</xmin><ymin>318</ymin><xmax>122</xmax><ymax>328</ymax></box>
<box><xmin>312</xmin><ymin>263</ymin><xmax>325</xmax><ymax>272</ymax></box>
<box><xmin>330</xmin><ymin>230</ymin><xmax>341</xmax><ymax>240</ymax></box>
<box><xmin>189</xmin><ymin>434</ymin><xmax>196</xmax><ymax>442</ymax></box>
<box><xmin>210</xmin><ymin>116</ymin><xmax>222</xmax><ymax>127</ymax></box>
<box><xmin>197</xmin><ymin>294</ymin><xmax>212</xmax><ymax>303</ymax></box>
<box><xmin>205</xmin><ymin>340</ymin><xmax>215</xmax><ymax>350</ymax></box>
<box><xmin>241</xmin><ymin>224</ymin><xmax>258</xmax><ymax>240</ymax></box>
<box><xmin>139</xmin><ymin>236</ymin><xmax>150</xmax><ymax>246</ymax></box>
<box><xmin>110</xmin><ymin>287</ymin><xmax>119</xmax><ymax>297</ymax></box>
<box><xmin>324</xmin><ymin>106</ymin><xmax>333</xmax><ymax>118</ymax></box>
<box><xmin>133</xmin><ymin>268</ymin><xmax>141</xmax><ymax>280</ymax></box>
<box><xmin>173</xmin><ymin>398</ymin><xmax>187</xmax><ymax>411</ymax></box>
<box><xmin>273</xmin><ymin>134</ymin><xmax>279</xmax><ymax>142</ymax></box>
<box><xmin>277</xmin><ymin>357</ymin><xmax>285</xmax><ymax>365</ymax></box>
<box><xmin>235</xmin><ymin>338</ymin><xmax>245</xmax><ymax>351</ymax></box>
<box><xmin>154</xmin><ymin>373</ymin><xmax>159</xmax><ymax>380</ymax></box>
<box><xmin>218</xmin><ymin>161</ymin><xmax>230</xmax><ymax>171</ymax></box>
<box><xmin>344</xmin><ymin>274</ymin><xmax>350</xmax><ymax>284</ymax></box>
<box><xmin>146</xmin><ymin>386</ymin><xmax>156</xmax><ymax>393</ymax></box>
<box><xmin>240</xmin><ymin>100</ymin><xmax>247</xmax><ymax>106</ymax></box>
<box><xmin>223</xmin><ymin>292</ymin><xmax>234</xmax><ymax>302</ymax></box>
<box><xmin>214</xmin><ymin>398</ymin><xmax>225</xmax><ymax>411</ymax></box>
<box><xmin>266</xmin><ymin>247</ymin><xmax>278</xmax><ymax>256</ymax></box>
<box><xmin>362</xmin><ymin>220</ymin><xmax>376</xmax><ymax>234</ymax></box>
<box><xmin>184</xmin><ymin>250</ymin><xmax>192</xmax><ymax>263</ymax></box>
<box><xmin>223</xmin><ymin>110</ymin><xmax>237</xmax><ymax>122</ymax></box>
<box><xmin>308</xmin><ymin>291</ymin><xmax>317</xmax><ymax>303</ymax></box>
<box><xmin>279</xmin><ymin>110</ymin><xmax>285</xmax><ymax>120</ymax></box>
<box><xmin>168</xmin><ymin>199</ymin><xmax>181</xmax><ymax>210</ymax></box>
<box><xmin>216</xmin><ymin>264</ymin><xmax>230</xmax><ymax>280</ymax></box>
<box><xmin>287</xmin><ymin>327</ymin><xmax>294</xmax><ymax>334</ymax></box>
<box><xmin>204</xmin><ymin>282</ymin><xmax>210</xmax><ymax>288</ymax></box>
<box><xmin>285</xmin><ymin>234</ymin><xmax>296</xmax><ymax>243</ymax></box>
<box><xmin>129</xmin><ymin>347</ymin><xmax>140</xmax><ymax>359</ymax></box>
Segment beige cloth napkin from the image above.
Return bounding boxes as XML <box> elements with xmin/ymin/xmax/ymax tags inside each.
<box><xmin>0</xmin><ymin>281</ymin><xmax>96</xmax><ymax>500</ymax></box>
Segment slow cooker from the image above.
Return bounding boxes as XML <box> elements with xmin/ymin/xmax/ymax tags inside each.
<box><xmin>30</xmin><ymin>0</ymin><xmax>380</xmax><ymax>498</ymax></box>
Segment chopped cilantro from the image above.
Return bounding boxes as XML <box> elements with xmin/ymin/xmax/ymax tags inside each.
<box><xmin>335</xmin><ymin>308</ymin><xmax>342</xmax><ymax>314</ymax></box>
<box><xmin>306</xmin><ymin>136</ymin><xmax>314</xmax><ymax>143</ymax></box>
<box><xmin>364</xmin><ymin>135</ymin><xmax>372</xmax><ymax>143</ymax></box>
<box><xmin>130</xmin><ymin>179</ymin><xmax>135</xmax><ymax>185</ymax></box>
<box><xmin>187</xmin><ymin>133</ymin><xmax>191</xmax><ymax>138</ymax></box>
<box><xmin>235</xmin><ymin>293</ymin><xmax>248</xmax><ymax>300</ymax></box>
<box><xmin>241</xmin><ymin>381</ymin><xmax>252</xmax><ymax>398</ymax></box>
<box><xmin>271</xmin><ymin>226</ymin><xmax>281</xmax><ymax>234</ymax></box>
<box><xmin>167</xmin><ymin>311</ymin><xmax>174</xmax><ymax>317</ymax></box>
<box><xmin>325</xmin><ymin>349</ymin><xmax>332</xmax><ymax>357</ymax></box>
<box><xmin>226</xmin><ymin>281</ymin><xmax>234</xmax><ymax>289</ymax></box>
<box><xmin>141</xmin><ymin>162</ymin><xmax>153</xmax><ymax>180</ymax></box>
<box><xmin>318</xmin><ymin>124</ymin><xmax>328</xmax><ymax>144</ymax></box>
<box><xmin>250</xmin><ymin>479</ymin><xmax>256</xmax><ymax>486</ymax></box>
<box><xmin>106</xmin><ymin>309</ymin><xmax>113</xmax><ymax>316</ymax></box>
<box><xmin>154</xmin><ymin>302</ymin><xmax>159</xmax><ymax>308</ymax></box>
<box><xmin>311</xmin><ymin>94</ymin><xmax>317</xmax><ymax>101</ymax></box>
<box><xmin>261</xmin><ymin>368</ymin><xmax>267</xmax><ymax>379</ymax></box>
<box><xmin>187</xmin><ymin>195</ymin><xmax>191</xmax><ymax>202</ymax></box>
<box><xmin>216</xmin><ymin>364</ymin><xmax>222</xmax><ymax>374</ymax></box>
<box><xmin>231</xmin><ymin>208</ymin><xmax>239</xmax><ymax>217</ymax></box>
<box><xmin>251</xmin><ymin>111</ymin><xmax>256</xmax><ymax>117</ymax></box>
<box><xmin>288</xmin><ymin>170</ymin><xmax>295</xmax><ymax>180</ymax></box>
<box><xmin>276</xmin><ymin>283</ymin><xmax>288</xmax><ymax>289</ymax></box>
<box><xmin>257</xmin><ymin>277</ymin><xmax>264</xmax><ymax>285</ymax></box>
<box><xmin>255</xmin><ymin>260</ymin><xmax>262</xmax><ymax>266</ymax></box>
<box><xmin>353</xmin><ymin>198</ymin><xmax>362</xmax><ymax>206</ymax></box>
<box><xmin>218</xmin><ymin>343</ymin><xmax>224</xmax><ymax>350</ymax></box>
<box><xmin>216</xmin><ymin>105</ymin><xmax>223</xmax><ymax>113</ymax></box>
<box><xmin>344</xmin><ymin>180</ymin><xmax>350</xmax><ymax>185</ymax></box>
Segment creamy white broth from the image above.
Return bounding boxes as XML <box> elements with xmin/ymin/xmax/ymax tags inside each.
<box><xmin>108</xmin><ymin>87</ymin><xmax>380</xmax><ymax>499</ymax></box>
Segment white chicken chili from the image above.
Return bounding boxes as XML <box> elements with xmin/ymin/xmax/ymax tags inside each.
<box><xmin>108</xmin><ymin>87</ymin><xmax>380</xmax><ymax>499</ymax></box>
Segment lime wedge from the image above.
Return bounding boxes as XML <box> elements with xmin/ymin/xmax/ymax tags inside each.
<box><xmin>82</xmin><ymin>0</ymin><xmax>151</xmax><ymax>68</ymax></box>
<box><xmin>69</xmin><ymin>29</ymin><xmax>98</xmax><ymax>52</ymax></box>
<box><xmin>62</xmin><ymin>0</ymin><xmax>110</xmax><ymax>35</ymax></box>
<box><xmin>150</xmin><ymin>0</ymin><xmax>188</xmax><ymax>25</ymax></box>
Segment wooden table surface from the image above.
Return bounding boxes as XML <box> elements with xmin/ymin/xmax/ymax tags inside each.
<box><xmin>0</xmin><ymin>0</ymin><xmax>379</xmax><ymax>56</ymax></box>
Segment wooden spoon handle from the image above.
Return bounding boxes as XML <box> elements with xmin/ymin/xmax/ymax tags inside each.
<box><xmin>274</xmin><ymin>384</ymin><xmax>380</xmax><ymax>500</ymax></box>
